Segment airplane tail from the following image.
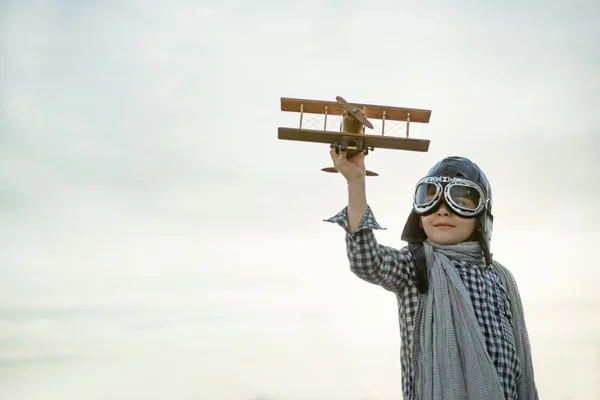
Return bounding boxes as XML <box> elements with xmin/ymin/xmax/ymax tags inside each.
<box><xmin>321</xmin><ymin>167</ymin><xmax>379</xmax><ymax>176</ymax></box>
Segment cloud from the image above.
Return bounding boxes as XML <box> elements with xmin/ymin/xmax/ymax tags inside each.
<box><xmin>1</xmin><ymin>0</ymin><xmax>222</xmax><ymax>191</ymax></box>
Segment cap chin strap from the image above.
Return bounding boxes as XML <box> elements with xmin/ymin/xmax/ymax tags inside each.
<box><xmin>409</xmin><ymin>242</ymin><xmax>428</xmax><ymax>294</ymax></box>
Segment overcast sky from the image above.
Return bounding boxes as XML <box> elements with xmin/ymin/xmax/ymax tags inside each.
<box><xmin>1</xmin><ymin>1</ymin><xmax>599</xmax><ymax>399</ymax></box>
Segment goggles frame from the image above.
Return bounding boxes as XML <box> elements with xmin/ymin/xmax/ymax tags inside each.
<box><xmin>412</xmin><ymin>176</ymin><xmax>487</xmax><ymax>217</ymax></box>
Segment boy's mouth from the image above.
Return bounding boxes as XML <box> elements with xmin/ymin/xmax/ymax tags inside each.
<box><xmin>433</xmin><ymin>223</ymin><xmax>455</xmax><ymax>228</ymax></box>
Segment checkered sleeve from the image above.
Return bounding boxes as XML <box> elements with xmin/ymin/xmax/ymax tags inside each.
<box><xmin>324</xmin><ymin>205</ymin><xmax>415</xmax><ymax>293</ymax></box>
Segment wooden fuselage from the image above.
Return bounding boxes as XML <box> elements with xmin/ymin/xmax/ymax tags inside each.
<box><xmin>340</xmin><ymin>111</ymin><xmax>365</xmax><ymax>158</ymax></box>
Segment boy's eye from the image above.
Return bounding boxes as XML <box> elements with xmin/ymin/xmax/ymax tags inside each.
<box><xmin>455</xmin><ymin>197</ymin><xmax>475</xmax><ymax>208</ymax></box>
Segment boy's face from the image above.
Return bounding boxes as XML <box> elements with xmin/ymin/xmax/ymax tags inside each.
<box><xmin>420</xmin><ymin>202</ymin><xmax>478</xmax><ymax>245</ymax></box>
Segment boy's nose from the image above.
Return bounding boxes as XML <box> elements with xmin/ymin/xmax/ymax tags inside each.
<box><xmin>437</xmin><ymin>203</ymin><xmax>451</xmax><ymax>216</ymax></box>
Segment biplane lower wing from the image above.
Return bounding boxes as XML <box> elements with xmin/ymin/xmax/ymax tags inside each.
<box><xmin>278</xmin><ymin>127</ymin><xmax>430</xmax><ymax>152</ymax></box>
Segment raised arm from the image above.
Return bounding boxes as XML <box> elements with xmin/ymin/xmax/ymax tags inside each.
<box><xmin>325</xmin><ymin>148</ymin><xmax>414</xmax><ymax>292</ymax></box>
<box><xmin>345</xmin><ymin>170</ymin><xmax>368</xmax><ymax>233</ymax></box>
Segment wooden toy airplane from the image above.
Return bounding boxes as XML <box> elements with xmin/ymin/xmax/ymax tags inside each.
<box><xmin>278</xmin><ymin>96</ymin><xmax>432</xmax><ymax>176</ymax></box>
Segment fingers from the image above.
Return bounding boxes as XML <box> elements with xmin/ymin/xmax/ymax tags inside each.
<box><xmin>329</xmin><ymin>147</ymin><xmax>347</xmax><ymax>161</ymax></box>
<box><xmin>329</xmin><ymin>148</ymin><xmax>337</xmax><ymax>166</ymax></box>
<box><xmin>330</xmin><ymin>148</ymin><xmax>346</xmax><ymax>173</ymax></box>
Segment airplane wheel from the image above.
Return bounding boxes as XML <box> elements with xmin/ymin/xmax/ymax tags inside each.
<box><xmin>340</xmin><ymin>139</ymin><xmax>348</xmax><ymax>152</ymax></box>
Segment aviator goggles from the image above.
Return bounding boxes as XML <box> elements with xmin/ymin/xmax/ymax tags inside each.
<box><xmin>412</xmin><ymin>176</ymin><xmax>487</xmax><ymax>217</ymax></box>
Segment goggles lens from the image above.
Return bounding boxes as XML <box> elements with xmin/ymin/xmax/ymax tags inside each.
<box><xmin>413</xmin><ymin>177</ymin><xmax>485</xmax><ymax>216</ymax></box>
<box><xmin>447</xmin><ymin>185</ymin><xmax>480</xmax><ymax>210</ymax></box>
<box><xmin>414</xmin><ymin>183</ymin><xmax>441</xmax><ymax>207</ymax></box>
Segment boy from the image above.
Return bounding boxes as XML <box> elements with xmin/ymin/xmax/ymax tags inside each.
<box><xmin>325</xmin><ymin>149</ymin><xmax>538</xmax><ymax>400</ymax></box>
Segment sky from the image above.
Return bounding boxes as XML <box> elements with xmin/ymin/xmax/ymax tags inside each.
<box><xmin>1</xmin><ymin>0</ymin><xmax>599</xmax><ymax>399</ymax></box>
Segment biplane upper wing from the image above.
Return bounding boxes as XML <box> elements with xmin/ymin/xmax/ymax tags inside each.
<box><xmin>278</xmin><ymin>127</ymin><xmax>430</xmax><ymax>152</ymax></box>
<box><xmin>281</xmin><ymin>97</ymin><xmax>431</xmax><ymax>123</ymax></box>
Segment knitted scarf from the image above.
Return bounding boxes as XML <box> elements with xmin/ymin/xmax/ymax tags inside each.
<box><xmin>412</xmin><ymin>240</ymin><xmax>538</xmax><ymax>400</ymax></box>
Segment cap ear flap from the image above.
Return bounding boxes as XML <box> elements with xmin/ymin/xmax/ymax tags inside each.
<box><xmin>401</xmin><ymin>210</ymin><xmax>427</xmax><ymax>243</ymax></box>
<box><xmin>480</xmin><ymin>212</ymin><xmax>493</xmax><ymax>240</ymax></box>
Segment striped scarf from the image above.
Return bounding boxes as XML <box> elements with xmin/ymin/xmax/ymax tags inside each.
<box><xmin>412</xmin><ymin>240</ymin><xmax>538</xmax><ymax>400</ymax></box>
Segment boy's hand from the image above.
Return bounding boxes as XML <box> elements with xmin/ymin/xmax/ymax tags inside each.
<box><xmin>330</xmin><ymin>148</ymin><xmax>366</xmax><ymax>182</ymax></box>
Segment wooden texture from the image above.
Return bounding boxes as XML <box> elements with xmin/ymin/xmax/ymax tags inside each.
<box><xmin>278</xmin><ymin>127</ymin><xmax>430</xmax><ymax>152</ymax></box>
<box><xmin>281</xmin><ymin>97</ymin><xmax>431</xmax><ymax>123</ymax></box>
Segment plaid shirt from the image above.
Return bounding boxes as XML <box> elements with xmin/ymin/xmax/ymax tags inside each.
<box><xmin>326</xmin><ymin>206</ymin><xmax>521</xmax><ymax>400</ymax></box>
